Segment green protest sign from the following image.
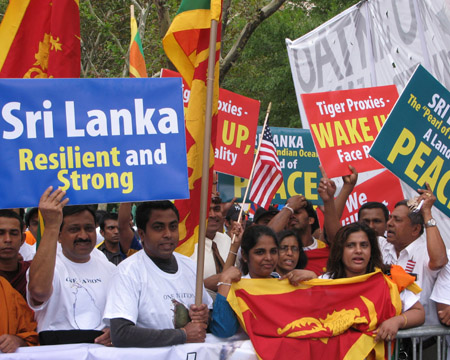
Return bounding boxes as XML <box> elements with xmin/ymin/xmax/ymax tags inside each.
<box><xmin>218</xmin><ymin>127</ymin><xmax>322</xmax><ymax>205</ymax></box>
<box><xmin>370</xmin><ymin>65</ymin><xmax>450</xmax><ymax>217</ymax></box>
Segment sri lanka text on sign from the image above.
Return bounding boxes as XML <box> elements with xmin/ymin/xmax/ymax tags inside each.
<box><xmin>0</xmin><ymin>78</ymin><xmax>189</xmax><ymax>208</ymax></box>
<box><xmin>218</xmin><ymin>127</ymin><xmax>322</xmax><ymax>205</ymax></box>
<box><xmin>370</xmin><ymin>65</ymin><xmax>450</xmax><ymax>217</ymax></box>
<box><xmin>302</xmin><ymin>85</ymin><xmax>398</xmax><ymax>178</ymax></box>
<box><xmin>161</xmin><ymin>68</ymin><xmax>259</xmax><ymax>178</ymax></box>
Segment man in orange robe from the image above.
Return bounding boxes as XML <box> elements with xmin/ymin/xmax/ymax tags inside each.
<box><xmin>0</xmin><ymin>276</ymin><xmax>38</xmax><ymax>353</ymax></box>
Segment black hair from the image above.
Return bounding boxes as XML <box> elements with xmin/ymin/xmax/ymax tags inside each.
<box><xmin>240</xmin><ymin>225</ymin><xmax>278</xmax><ymax>275</ymax></box>
<box><xmin>25</xmin><ymin>207</ymin><xmax>39</xmax><ymax>227</ymax></box>
<box><xmin>0</xmin><ymin>209</ymin><xmax>25</xmax><ymax>234</ymax></box>
<box><xmin>277</xmin><ymin>229</ymin><xmax>308</xmax><ymax>270</ymax></box>
<box><xmin>61</xmin><ymin>205</ymin><xmax>96</xmax><ymax>230</ymax></box>
<box><xmin>304</xmin><ymin>201</ymin><xmax>319</xmax><ymax>233</ymax></box>
<box><xmin>95</xmin><ymin>210</ymin><xmax>108</xmax><ymax>225</ymax></box>
<box><xmin>326</xmin><ymin>222</ymin><xmax>386</xmax><ymax>279</ymax></box>
<box><xmin>99</xmin><ymin>212</ymin><xmax>119</xmax><ymax>231</ymax></box>
<box><xmin>358</xmin><ymin>202</ymin><xmax>389</xmax><ymax>222</ymax></box>
<box><xmin>135</xmin><ymin>201</ymin><xmax>179</xmax><ymax>231</ymax></box>
<box><xmin>394</xmin><ymin>200</ymin><xmax>424</xmax><ymax>236</ymax></box>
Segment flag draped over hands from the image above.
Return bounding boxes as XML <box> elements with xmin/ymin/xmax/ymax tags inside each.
<box><xmin>129</xmin><ymin>12</ymin><xmax>147</xmax><ymax>78</ymax></box>
<box><xmin>163</xmin><ymin>0</ymin><xmax>222</xmax><ymax>256</ymax></box>
<box><xmin>249</xmin><ymin>125</ymin><xmax>284</xmax><ymax>209</ymax></box>
<box><xmin>0</xmin><ymin>0</ymin><xmax>80</xmax><ymax>78</ymax></box>
<box><xmin>227</xmin><ymin>270</ymin><xmax>402</xmax><ymax>360</ymax></box>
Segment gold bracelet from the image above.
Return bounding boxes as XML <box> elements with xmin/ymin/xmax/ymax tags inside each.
<box><xmin>401</xmin><ymin>313</ymin><xmax>408</xmax><ymax>328</ymax></box>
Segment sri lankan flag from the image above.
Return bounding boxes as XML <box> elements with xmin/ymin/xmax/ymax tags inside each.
<box><xmin>163</xmin><ymin>0</ymin><xmax>222</xmax><ymax>256</ymax></box>
<box><xmin>129</xmin><ymin>13</ymin><xmax>147</xmax><ymax>78</ymax></box>
<box><xmin>304</xmin><ymin>247</ymin><xmax>330</xmax><ymax>276</ymax></box>
<box><xmin>0</xmin><ymin>0</ymin><xmax>80</xmax><ymax>78</ymax></box>
<box><xmin>228</xmin><ymin>269</ymin><xmax>412</xmax><ymax>360</ymax></box>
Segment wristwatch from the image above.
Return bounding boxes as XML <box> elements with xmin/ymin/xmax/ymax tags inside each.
<box><xmin>425</xmin><ymin>218</ymin><xmax>437</xmax><ymax>228</ymax></box>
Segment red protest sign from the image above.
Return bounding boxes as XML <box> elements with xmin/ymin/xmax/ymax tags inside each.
<box><xmin>339</xmin><ymin>170</ymin><xmax>403</xmax><ymax>226</ymax></box>
<box><xmin>302</xmin><ymin>86</ymin><xmax>398</xmax><ymax>178</ymax></box>
<box><xmin>160</xmin><ymin>68</ymin><xmax>190</xmax><ymax>107</ymax></box>
<box><xmin>216</xmin><ymin>88</ymin><xmax>260</xmax><ymax>178</ymax></box>
<box><xmin>161</xmin><ymin>68</ymin><xmax>259</xmax><ymax>178</ymax></box>
<box><xmin>317</xmin><ymin>170</ymin><xmax>403</xmax><ymax>229</ymax></box>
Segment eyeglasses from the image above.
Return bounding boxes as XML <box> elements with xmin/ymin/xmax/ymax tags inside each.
<box><xmin>279</xmin><ymin>245</ymin><xmax>300</xmax><ymax>253</ymax></box>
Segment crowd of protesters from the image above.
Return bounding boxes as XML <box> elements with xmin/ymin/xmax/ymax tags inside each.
<box><xmin>1</xmin><ymin>166</ymin><xmax>450</xmax><ymax>357</ymax></box>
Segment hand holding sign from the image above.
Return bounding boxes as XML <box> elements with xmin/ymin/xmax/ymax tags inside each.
<box><xmin>342</xmin><ymin>165</ymin><xmax>358</xmax><ymax>187</ymax></box>
<box><xmin>417</xmin><ymin>183</ymin><xmax>436</xmax><ymax>219</ymax></box>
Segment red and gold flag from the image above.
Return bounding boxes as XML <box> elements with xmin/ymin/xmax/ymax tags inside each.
<box><xmin>129</xmin><ymin>13</ymin><xmax>147</xmax><ymax>78</ymax></box>
<box><xmin>163</xmin><ymin>0</ymin><xmax>222</xmax><ymax>256</ymax></box>
<box><xmin>304</xmin><ymin>247</ymin><xmax>330</xmax><ymax>276</ymax></box>
<box><xmin>228</xmin><ymin>270</ymin><xmax>403</xmax><ymax>360</ymax></box>
<box><xmin>0</xmin><ymin>0</ymin><xmax>80</xmax><ymax>78</ymax></box>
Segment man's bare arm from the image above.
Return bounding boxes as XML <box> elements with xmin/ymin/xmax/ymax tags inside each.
<box><xmin>419</xmin><ymin>183</ymin><xmax>448</xmax><ymax>270</ymax></box>
<box><xmin>267</xmin><ymin>195</ymin><xmax>307</xmax><ymax>232</ymax></box>
<box><xmin>28</xmin><ymin>187</ymin><xmax>68</xmax><ymax>305</ymax></box>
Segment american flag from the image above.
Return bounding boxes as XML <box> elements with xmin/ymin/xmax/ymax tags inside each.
<box><xmin>249</xmin><ymin>125</ymin><xmax>283</xmax><ymax>209</ymax></box>
<box><xmin>405</xmin><ymin>259</ymin><xmax>416</xmax><ymax>273</ymax></box>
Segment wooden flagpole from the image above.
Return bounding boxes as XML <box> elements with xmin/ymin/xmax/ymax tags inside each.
<box><xmin>194</xmin><ymin>17</ymin><xmax>219</xmax><ymax>305</ymax></box>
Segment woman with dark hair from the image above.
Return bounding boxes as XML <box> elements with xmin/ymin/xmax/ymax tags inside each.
<box><xmin>210</xmin><ymin>225</ymin><xmax>316</xmax><ymax>337</ymax></box>
<box><xmin>276</xmin><ymin>230</ymin><xmax>316</xmax><ymax>283</ymax></box>
<box><xmin>210</xmin><ymin>225</ymin><xmax>278</xmax><ymax>337</ymax></box>
<box><xmin>322</xmin><ymin>222</ymin><xmax>425</xmax><ymax>342</ymax></box>
<box><xmin>239</xmin><ymin>225</ymin><xmax>279</xmax><ymax>279</ymax></box>
<box><xmin>325</xmin><ymin>222</ymin><xmax>386</xmax><ymax>279</ymax></box>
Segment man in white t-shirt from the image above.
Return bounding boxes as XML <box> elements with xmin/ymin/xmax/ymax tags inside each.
<box><xmin>103</xmin><ymin>200</ymin><xmax>211</xmax><ymax>348</ymax></box>
<box><xmin>27</xmin><ymin>186</ymin><xmax>115</xmax><ymax>345</ymax></box>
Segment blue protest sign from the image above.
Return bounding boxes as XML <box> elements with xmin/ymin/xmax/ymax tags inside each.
<box><xmin>0</xmin><ymin>78</ymin><xmax>189</xmax><ymax>208</ymax></box>
<box><xmin>370</xmin><ymin>65</ymin><xmax>450</xmax><ymax>217</ymax></box>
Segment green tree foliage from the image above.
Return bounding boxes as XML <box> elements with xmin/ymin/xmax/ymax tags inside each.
<box><xmin>222</xmin><ymin>0</ymin><xmax>359</xmax><ymax>127</ymax></box>
<box><xmin>0</xmin><ymin>0</ymin><xmax>8</xmax><ymax>16</ymax></box>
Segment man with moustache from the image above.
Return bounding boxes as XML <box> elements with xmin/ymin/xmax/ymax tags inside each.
<box><xmin>358</xmin><ymin>201</ymin><xmax>389</xmax><ymax>237</ymax></box>
<box><xmin>380</xmin><ymin>185</ymin><xmax>447</xmax><ymax>326</ymax></box>
<box><xmin>97</xmin><ymin>212</ymin><xmax>123</xmax><ymax>265</ymax></box>
<box><xmin>27</xmin><ymin>186</ymin><xmax>115</xmax><ymax>345</ymax></box>
<box><xmin>103</xmin><ymin>201</ymin><xmax>211</xmax><ymax>347</ymax></box>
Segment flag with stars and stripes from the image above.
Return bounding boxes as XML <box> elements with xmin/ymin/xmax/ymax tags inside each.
<box><xmin>249</xmin><ymin>125</ymin><xmax>283</xmax><ymax>209</ymax></box>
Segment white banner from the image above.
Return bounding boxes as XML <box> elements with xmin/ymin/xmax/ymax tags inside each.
<box><xmin>286</xmin><ymin>0</ymin><xmax>450</xmax><ymax>244</ymax></box>
<box><xmin>287</xmin><ymin>0</ymin><xmax>450</xmax><ymax>129</ymax></box>
<box><xmin>8</xmin><ymin>335</ymin><xmax>257</xmax><ymax>360</ymax></box>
